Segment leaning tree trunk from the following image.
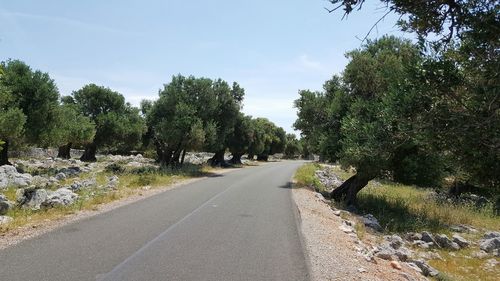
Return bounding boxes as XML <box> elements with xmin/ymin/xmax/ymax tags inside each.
<box><xmin>230</xmin><ymin>153</ymin><xmax>243</xmax><ymax>165</ymax></box>
<box><xmin>80</xmin><ymin>142</ymin><xmax>97</xmax><ymax>162</ymax></box>
<box><xmin>57</xmin><ymin>142</ymin><xmax>72</xmax><ymax>159</ymax></box>
<box><xmin>209</xmin><ymin>150</ymin><xmax>226</xmax><ymax>167</ymax></box>
<box><xmin>0</xmin><ymin>140</ymin><xmax>11</xmax><ymax>166</ymax></box>
<box><xmin>330</xmin><ymin>173</ymin><xmax>375</xmax><ymax>206</ymax></box>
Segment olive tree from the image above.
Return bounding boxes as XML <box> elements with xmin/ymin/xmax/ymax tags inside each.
<box><xmin>67</xmin><ymin>84</ymin><xmax>145</xmax><ymax>162</ymax></box>
<box><xmin>0</xmin><ymin>60</ymin><xmax>60</xmax><ymax>165</ymax></box>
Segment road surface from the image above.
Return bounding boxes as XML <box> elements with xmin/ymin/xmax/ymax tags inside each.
<box><xmin>0</xmin><ymin>161</ymin><xmax>310</xmax><ymax>281</ymax></box>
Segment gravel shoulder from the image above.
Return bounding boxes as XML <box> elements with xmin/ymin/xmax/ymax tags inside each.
<box><xmin>292</xmin><ymin>187</ymin><xmax>426</xmax><ymax>281</ymax></box>
<box><xmin>0</xmin><ymin>167</ymin><xmax>239</xmax><ymax>250</ymax></box>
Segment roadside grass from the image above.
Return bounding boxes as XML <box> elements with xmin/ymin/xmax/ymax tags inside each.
<box><xmin>323</xmin><ymin>165</ymin><xmax>499</xmax><ymax>234</ymax></box>
<box><xmin>429</xmin><ymin>248</ymin><xmax>499</xmax><ymax>281</ymax></box>
<box><xmin>293</xmin><ymin>163</ymin><xmax>500</xmax><ymax>281</ymax></box>
<box><xmin>0</xmin><ymin>163</ymin><xmax>220</xmax><ymax>234</ymax></box>
<box><xmin>293</xmin><ymin>163</ymin><xmax>322</xmax><ymax>191</ymax></box>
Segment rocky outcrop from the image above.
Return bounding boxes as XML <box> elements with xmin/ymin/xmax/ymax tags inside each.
<box><xmin>43</xmin><ymin>188</ymin><xmax>78</xmax><ymax>207</ymax></box>
<box><xmin>409</xmin><ymin>259</ymin><xmax>439</xmax><ymax>277</ymax></box>
<box><xmin>66</xmin><ymin>178</ymin><xmax>96</xmax><ymax>191</ymax></box>
<box><xmin>0</xmin><ymin>194</ymin><xmax>14</xmax><ymax>215</ymax></box>
<box><xmin>315</xmin><ymin>168</ymin><xmax>343</xmax><ymax>192</ymax></box>
<box><xmin>16</xmin><ymin>188</ymin><xmax>48</xmax><ymax>210</ymax></box>
<box><xmin>452</xmin><ymin>234</ymin><xmax>470</xmax><ymax>248</ymax></box>
<box><xmin>480</xmin><ymin>236</ymin><xmax>500</xmax><ymax>254</ymax></box>
<box><xmin>0</xmin><ymin>165</ymin><xmax>33</xmax><ymax>189</ymax></box>
<box><xmin>435</xmin><ymin>234</ymin><xmax>460</xmax><ymax>250</ymax></box>
<box><xmin>362</xmin><ymin>214</ymin><xmax>382</xmax><ymax>232</ymax></box>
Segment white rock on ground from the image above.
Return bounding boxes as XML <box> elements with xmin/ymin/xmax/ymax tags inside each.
<box><xmin>480</xmin><ymin>237</ymin><xmax>500</xmax><ymax>253</ymax></box>
<box><xmin>363</xmin><ymin>214</ymin><xmax>382</xmax><ymax>231</ymax></box>
<box><xmin>43</xmin><ymin>188</ymin><xmax>79</xmax><ymax>207</ymax></box>
<box><xmin>292</xmin><ymin>188</ymin><xmax>424</xmax><ymax>281</ymax></box>
<box><xmin>452</xmin><ymin>234</ymin><xmax>470</xmax><ymax>248</ymax></box>
<box><xmin>16</xmin><ymin>188</ymin><xmax>48</xmax><ymax>210</ymax></box>
<box><xmin>0</xmin><ymin>215</ymin><xmax>13</xmax><ymax>225</ymax></box>
<box><xmin>0</xmin><ymin>165</ymin><xmax>33</xmax><ymax>188</ymax></box>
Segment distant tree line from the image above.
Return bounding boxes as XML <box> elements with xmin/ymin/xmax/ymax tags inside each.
<box><xmin>0</xmin><ymin>63</ymin><xmax>293</xmax><ymax>166</ymax></box>
<box><xmin>295</xmin><ymin>0</ymin><xmax>499</xmax><ymax>204</ymax></box>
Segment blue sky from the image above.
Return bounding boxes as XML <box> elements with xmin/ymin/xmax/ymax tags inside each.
<box><xmin>0</xmin><ymin>0</ymin><xmax>407</xmax><ymax>134</ymax></box>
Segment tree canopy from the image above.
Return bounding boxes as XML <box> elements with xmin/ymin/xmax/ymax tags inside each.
<box><xmin>65</xmin><ymin>84</ymin><xmax>145</xmax><ymax>161</ymax></box>
<box><xmin>0</xmin><ymin>60</ymin><xmax>60</xmax><ymax>164</ymax></box>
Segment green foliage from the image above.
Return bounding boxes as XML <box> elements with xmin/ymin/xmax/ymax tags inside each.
<box><xmin>53</xmin><ymin>104</ymin><xmax>95</xmax><ymax>146</ymax></box>
<box><xmin>68</xmin><ymin>84</ymin><xmax>145</xmax><ymax>156</ymax></box>
<box><xmin>326</xmin><ymin>0</ymin><xmax>500</xmax><ymax>192</ymax></box>
<box><xmin>0</xmin><ymin>60</ymin><xmax>59</xmax><ymax>146</ymax></box>
<box><xmin>147</xmin><ymin>75</ymin><xmax>251</xmax><ymax>166</ymax></box>
<box><xmin>228</xmin><ymin>113</ymin><xmax>253</xmax><ymax>156</ymax></box>
<box><xmin>296</xmin><ymin>36</ymin><xmax>432</xmax><ymax>184</ymax></box>
<box><xmin>294</xmin><ymin>76</ymin><xmax>348</xmax><ymax>161</ymax></box>
<box><xmin>284</xmin><ymin>134</ymin><xmax>302</xmax><ymax>159</ymax></box>
<box><xmin>104</xmin><ymin>163</ymin><xmax>125</xmax><ymax>174</ymax></box>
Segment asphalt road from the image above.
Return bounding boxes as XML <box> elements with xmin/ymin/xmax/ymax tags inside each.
<box><xmin>0</xmin><ymin>161</ymin><xmax>310</xmax><ymax>281</ymax></box>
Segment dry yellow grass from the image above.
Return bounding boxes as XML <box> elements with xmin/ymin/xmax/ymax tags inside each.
<box><xmin>0</xmin><ymin>164</ymin><xmax>215</xmax><ymax>234</ymax></box>
<box><xmin>296</xmin><ymin>164</ymin><xmax>500</xmax><ymax>281</ymax></box>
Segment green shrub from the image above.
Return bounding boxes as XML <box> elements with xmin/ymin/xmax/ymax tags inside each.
<box><xmin>104</xmin><ymin>163</ymin><xmax>125</xmax><ymax>174</ymax></box>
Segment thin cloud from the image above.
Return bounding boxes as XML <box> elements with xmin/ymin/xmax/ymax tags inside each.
<box><xmin>0</xmin><ymin>10</ymin><xmax>136</xmax><ymax>36</ymax></box>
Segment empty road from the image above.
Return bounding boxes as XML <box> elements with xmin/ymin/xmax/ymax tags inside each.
<box><xmin>0</xmin><ymin>161</ymin><xmax>310</xmax><ymax>281</ymax></box>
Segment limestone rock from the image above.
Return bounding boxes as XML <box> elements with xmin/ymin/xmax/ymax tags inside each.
<box><xmin>43</xmin><ymin>188</ymin><xmax>78</xmax><ymax>207</ymax></box>
<box><xmin>483</xmin><ymin>231</ymin><xmax>500</xmax><ymax>240</ymax></box>
<box><xmin>435</xmin><ymin>234</ymin><xmax>460</xmax><ymax>250</ymax></box>
<box><xmin>55</xmin><ymin>172</ymin><xmax>66</xmax><ymax>181</ymax></box>
<box><xmin>421</xmin><ymin>231</ymin><xmax>436</xmax><ymax>244</ymax></box>
<box><xmin>395</xmin><ymin>247</ymin><xmax>413</xmax><ymax>262</ymax></box>
<box><xmin>385</xmin><ymin>234</ymin><xmax>404</xmax><ymax>249</ymax></box>
<box><xmin>480</xmin><ymin>237</ymin><xmax>500</xmax><ymax>253</ymax></box>
<box><xmin>452</xmin><ymin>234</ymin><xmax>470</xmax><ymax>248</ymax></box>
<box><xmin>106</xmin><ymin>175</ymin><xmax>119</xmax><ymax>189</ymax></box>
<box><xmin>362</xmin><ymin>214</ymin><xmax>382</xmax><ymax>231</ymax></box>
<box><xmin>314</xmin><ymin>168</ymin><xmax>343</xmax><ymax>192</ymax></box>
<box><xmin>0</xmin><ymin>215</ymin><xmax>13</xmax><ymax>225</ymax></box>
<box><xmin>0</xmin><ymin>195</ymin><xmax>13</xmax><ymax>215</ymax></box>
<box><xmin>16</xmin><ymin>188</ymin><xmax>48</xmax><ymax>210</ymax></box>
<box><xmin>406</xmin><ymin>232</ymin><xmax>422</xmax><ymax>242</ymax></box>
<box><xmin>411</xmin><ymin>259</ymin><xmax>439</xmax><ymax>277</ymax></box>
<box><xmin>412</xmin><ymin>240</ymin><xmax>433</xmax><ymax>249</ymax></box>
<box><xmin>471</xmin><ymin>250</ymin><xmax>489</xmax><ymax>259</ymax></box>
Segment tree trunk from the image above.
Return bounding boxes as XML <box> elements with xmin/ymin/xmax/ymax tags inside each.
<box><xmin>209</xmin><ymin>150</ymin><xmax>226</xmax><ymax>167</ymax></box>
<box><xmin>230</xmin><ymin>153</ymin><xmax>243</xmax><ymax>165</ymax></box>
<box><xmin>80</xmin><ymin>142</ymin><xmax>97</xmax><ymax>162</ymax></box>
<box><xmin>171</xmin><ymin>149</ymin><xmax>182</xmax><ymax>166</ymax></box>
<box><xmin>330</xmin><ymin>173</ymin><xmax>374</xmax><ymax>206</ymax></box>
<box><xmin>0</xmin><ymin>140</ymin><xmax>11</xmax><ymax>166</ymax></box>
<box><xmin>57</xmin><ymin>142</ymin><xmax>72</xmax><ymax>159</ymax></box>
<box><xmin>180</xmin><ymin>149</ymin><xmax>187</xmax><ymax>165</ymax></box>
<box><xmin>257</xmin><ymin>154</ymin><xmax>268</xmax><ymax>161</ymax></box>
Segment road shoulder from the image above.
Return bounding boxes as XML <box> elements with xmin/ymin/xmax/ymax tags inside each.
<box><xmin>292</xmin><ymin>187</ymin><xmax>425</xmax><ymax>281</ymax></box>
